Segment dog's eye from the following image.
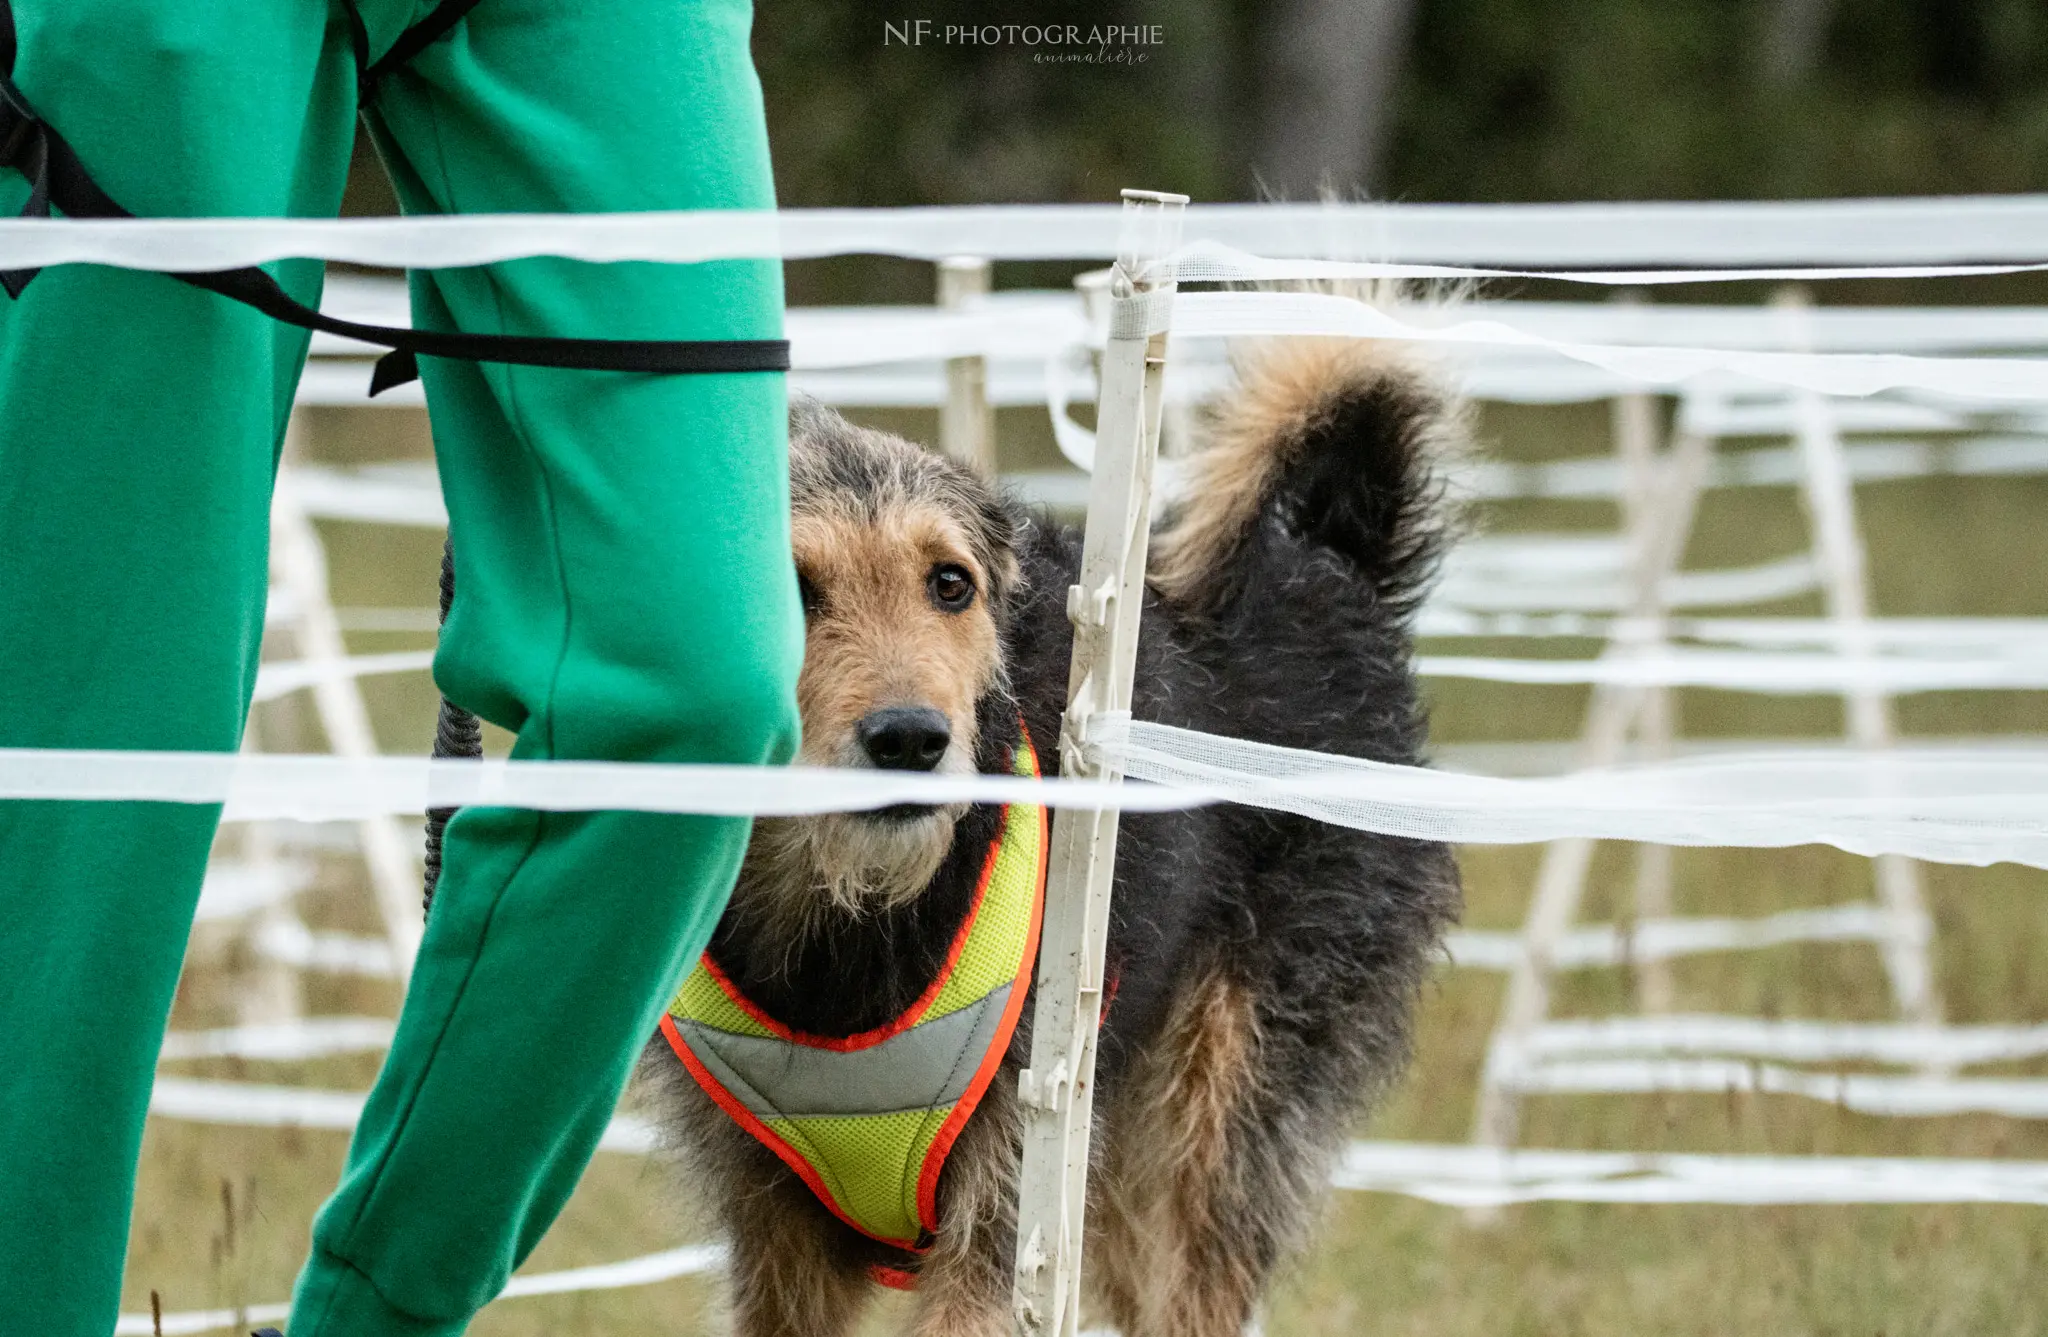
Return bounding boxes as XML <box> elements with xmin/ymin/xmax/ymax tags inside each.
<box><xmin>797</xmin><ymin>572</ymin><xmax>824</xmax><ymax>616</ymax></box>
<box><xmin>927</xmin><ymin>562</ymin><xmax>976</xmax><ymax>612</ymax></box>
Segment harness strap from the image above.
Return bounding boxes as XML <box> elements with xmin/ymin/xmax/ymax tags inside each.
<box><xmin>0</xmin><ymin>0</ymin><xmax>791</xmax><ymax>395</ymax></box>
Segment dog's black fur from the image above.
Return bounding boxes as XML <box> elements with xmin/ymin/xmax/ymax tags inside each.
<box><xmin>624</xmin><ymin>334</ymin><xmax>1465</xmax><ymax>1337</ymax></box>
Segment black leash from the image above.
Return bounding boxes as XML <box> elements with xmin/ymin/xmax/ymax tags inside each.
<box><xmin>423</xmin><ymin>539</ymin><xmax>482</xmax><ymax>916</ymax></box>
<box><xmin>0</xmin><ymin>0</ymin><xmax>790</xmax><ymax>394</ymax></box>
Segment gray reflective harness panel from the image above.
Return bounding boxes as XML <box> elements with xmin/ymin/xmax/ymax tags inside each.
<box><xmin>675</xmin><ymin>986</ymin><xmax>1011</xmax><ymax>1121</ymax></box>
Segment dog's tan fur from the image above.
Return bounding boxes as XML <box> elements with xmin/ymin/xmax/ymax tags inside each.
<box><xmin>1153</xmin><ymin>336</ymin><xmax>1433</xmax><ymax>603</ymax></box>
<box><xmin>902</xmin><ymin>1077</ymin><xmax>1021</xmax><ymax>1337</ymax></box>
<box><xmin>730</xmin><ymin>487</ymin><xmax>1008</xmax><ymax>945</ymax></box>
<box><xmin>1091</xmin><ymin>966</ymin><xmax>1266</xmax><ymax>1337</ymax></box>
<box><xmin>719</xmin><ymin>1172</ymin><xmax>877</xmax><ymax>1337</ymax></box>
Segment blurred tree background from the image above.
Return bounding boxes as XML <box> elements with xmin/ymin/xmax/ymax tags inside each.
<box><xmin>341</xmin><ymin>1</ymin><xmax>2048</xmax><ymax>300</ymax></box>
<box><xmin>753</xmin><ymin>0</ymin><xmax>2048</xmax><ymax>206</ymax></box>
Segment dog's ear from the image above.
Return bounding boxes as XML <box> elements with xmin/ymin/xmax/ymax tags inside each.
<box><xmin>959</xmin><ymin>481</ymin><xmax>1026</xmax><ymax>619</ymax></box>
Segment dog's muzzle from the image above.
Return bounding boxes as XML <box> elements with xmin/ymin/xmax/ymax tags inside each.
<box><xmin>855</xmin><ymin>706</ymin><xmax>951</xmax><ymax>820</ymax></box>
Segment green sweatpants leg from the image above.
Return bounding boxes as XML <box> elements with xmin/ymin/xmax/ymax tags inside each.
<box><xmin>0</xmin><ymin>3</ymin><xmax>800</xmax><ymax>1335</ymax></box>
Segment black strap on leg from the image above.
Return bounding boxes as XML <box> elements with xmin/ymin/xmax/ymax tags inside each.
<box><xmin>0</xmin><ymin>5</ymin><xmax>128</xmax><ymax>298</ymax></box>
<box><xmin>339</xmin><ymin>0</ymin><xmax>488</xmax><ymax>103</ymax></box>
<box><xmin>360</xmin><ymin>0</ymin><xmax>488</xmax><ymax>99</ymax></box>
<box><xmin>338</xmin><ymin>0</ymin><xmax>375</xmax><ymax>102</ymax></box>
<box><xmin>0</xmin><ymin>0</ymin><xmax>791</xmax><ymax>393</ymax></box>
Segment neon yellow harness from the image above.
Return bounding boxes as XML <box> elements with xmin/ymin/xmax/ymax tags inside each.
<box><xmin>660</xmin><ymin>731</ymin><xmax>1047</xmax><ymax>1255</ymax></box>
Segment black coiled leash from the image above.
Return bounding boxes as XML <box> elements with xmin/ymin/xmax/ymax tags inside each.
<box><xmin>423</xmin><ymin>540</ymin><xmax>482</xmax><ymax>916</ymax></box>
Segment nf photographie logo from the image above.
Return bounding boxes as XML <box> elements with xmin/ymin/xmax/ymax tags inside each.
<box><xmin>883</xmin><ymin>20</ymin><xmax>1164</xmax><ymax>65</ymax></box>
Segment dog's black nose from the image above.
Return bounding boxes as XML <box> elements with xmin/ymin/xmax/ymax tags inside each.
<box><xmin>857</xmin><ymin>707</ymin><xmax>951</xmax><ymax>772</ymax></box>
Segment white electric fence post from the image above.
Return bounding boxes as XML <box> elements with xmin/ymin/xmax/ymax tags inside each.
<box><xmin>1010</xmin><ymin>188</ymin><xmax>1186</xmax><ymax>1337</ymax></box>
<box><xmin>1469</xmin><ymin>423</ymin><xmax>1713</xmax><ymax>1164</ymax></box>
<box><xmin>939</xmin><ymin>255</ymin><xmax>997</xmax><ymax>475</ymax></box>
<box><xmin>1610</xmin><ymin>293</ymin><xmax>1677</xmax><ymax>1014</ymax></box>
<box><xmin>1071</xmin><ymin>266</ymin><xmax>1114</xmax><ymax>467</ymax></box>
<box><xmin>273</xmin><ymin>415</ymin><xmax>425</xmax><ymax>979</ymax></box>
<box><xmin>1773</xmin><ymin>288</ymin><xmax>1945</xmax><ymax>1050</ymax></box>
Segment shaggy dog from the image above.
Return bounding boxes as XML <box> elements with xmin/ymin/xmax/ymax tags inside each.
<box><xmin>637</xmin><ymin>332</ymin><xmax>1464</xmax><ymax>1337</ymax></box>
<box><xmin>427</xmin><ymin>328</ymin><xmax>1464</xmax><ymax>1337</ymax></box>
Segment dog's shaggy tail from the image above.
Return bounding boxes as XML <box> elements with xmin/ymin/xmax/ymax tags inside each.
<box><xmin>1149</xmin><ymin>332</ymin><xmax>1462</xmax><ymax>619</ymax></box>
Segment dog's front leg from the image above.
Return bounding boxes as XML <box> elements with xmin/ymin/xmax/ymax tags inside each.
<box><xmin>722</xmin><ymin>1185</ymin><xmax>874</xmax><ymax>1337</ymax></box>
<box><xmin>907</xmin><ymin>1233</ymin><xmax>1010</xmax><ymax>1337</ymax></box>
<box><xmin>910</xmin><ymin>1087</ymin><xmax>1018</xmax><ymax>1337</ymax></box>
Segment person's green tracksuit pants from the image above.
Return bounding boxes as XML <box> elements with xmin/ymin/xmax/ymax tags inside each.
<box><xmin>0</xmin><ymin>2</ymin><xmax>801</xmax><ymax>1334</ymax></box>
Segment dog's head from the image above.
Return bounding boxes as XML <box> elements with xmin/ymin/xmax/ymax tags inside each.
<box><xmin>738</xmin><ymin>396</ymin><xmax>1026</xmax><ymax>934</ymax></box>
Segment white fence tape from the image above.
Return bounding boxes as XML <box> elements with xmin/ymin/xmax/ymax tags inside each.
<box><xmin>1516</xmin><ymin>1015</ymin><xmax>2048</xmax><ymax>1068</ymax></box>
<box><xmin>1668</xmin><ymin>617</ymin><xmax>2048</xmax><ymax>651</ymax></box>
<box><xmin>1170</xmin><ymin>291</ymin><xmax>2048</xmax><ymax>405</ymax></box>
<box><xmin>1418</xmin><ymin>649</ymin><xmax>2048</xmax><ymax>694</ymax></box>
<box><xmin>287</xmin><ymin>464</ymin><xmax>449</xmax><ymax>526</ymax></box>
<box><xmin>253</xmin><ymin>915</ymin><xmax>401</xmax><ymax>977</ymax></box>
<box><xmin>148</xmin><ymin>1077</ymin><xmax>368</xmax><ymax>1134</ymax></box>
<box><xmin>1448</xmin><ymin>550</ymin><xmax>1759</xmax><ymax>609</ymax></box>
<box><xmin>158</xmin><ymin>1018</ymin><xmax>396</xmax><ymax>1062</ymax></box>
<box><xmin>0</xmin><ymin>749</ymin><xmax>1139</xmax><ymax>820</ymax></box>
<box><xmin>1332</xmin><ymin>1141</ymin><xmax>2048</xmax><ymax>1208</ymax></box>
<box><xmin>192</xmin><ymin>859</ymin><xmax>316</xmax><ymax>923</ymax></box>
<box><xmin>148</xmin><ymin>1076</ymin><xmax>658</xmax><ymax>1152</ymax></box>
<box><xmin>311</xmin><ymin>279</ymin><xmax>2048</xmax><ymax>412</ymax></box>
<box><xmin>111</xmin><ymin>1244</ymin><xmax>727</xmax><ymax>1336</ymax></box>
<box><xmin>495</xmin><ymin>1243</ymin><xmax>726</xmax><ymax>1297</ymax></box>
<box><xmin>1436</xmin><ymin>543</ymin><xmax>1823</xmax><ymax>613</ymax></box>
<box><xmin>1090</xmin><ymin>719</ymin><xmax>2048</xmax><ymax>869</ymax></box>
<box><xmin>10</xmin><ymin>734</ymin><xmax>2048</xmax><ymax>867</ymax></box>
<box><xmin>790</xmin><ymin>301</ymin><xmax>1091</xmax><ymax>370</ymax></box>
<box><xmin>1434</xmin><ymin>301</ymin><xmax>2048</xmax><ymax>354</ymax></box>
<box><xmin>1163</xmin><ymin>240</ymin><xmax>2048</xmax><ymax>288</ymax></box>
<box><xmin>117</xmin><ymin>1299</ymin><xmax>287</xmax><ymax>1337</ymax></box>
<box><xmin>1421</xmin><ymin>614</ymin><xmax>2048</xmax><ymax>655</ymax></box>
<box><xmin>302</xmin><ymin>280</ymin><xmax>2048</xmax><ymax>412</ymax></box>
<box><xmin>1434</xmin><ymin>734</ymin><xmax>2048</xmax><ymax>777</ymax></box>
<box><xmin>1445</xmin><ymin>904</ymin><xmax>1894</xmax><ymax>970</ymax></box>
<box><xmin>316</xmin><ymin>278</ymin><xmax>2048</xmax><ymax>361</ymax></box>
<box><xmin>1460</xmin><ymin>435</ymin><xmax>2048</xmax><ymax>500</ymax></box>
<box><xmin>1497</xmin><ymin>1061</ymin><xmax>2048</xmax><ymax>1119</ymax></box>
<box><xmin>251</xmin><ymin>650</ymin><xmax>437</xmax><ymax>703</ymax></box>
<box><xmin>16</xmin><ymin>196</ymin><xmax>2048</xmax><ymax>272</ymax></box>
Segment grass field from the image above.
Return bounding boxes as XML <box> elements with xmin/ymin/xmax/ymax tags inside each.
<box><xmin>128</xmin><ymin>389</ymin><xmax>2048</xmax><ymax>1335</ymax></box>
